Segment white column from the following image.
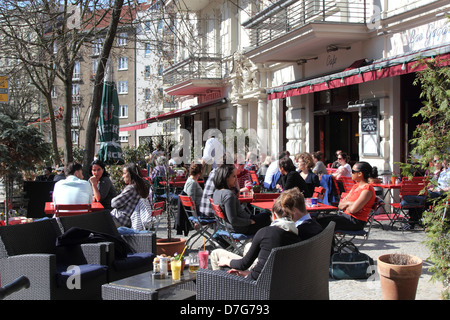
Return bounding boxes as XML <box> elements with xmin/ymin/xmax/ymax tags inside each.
<box><xmin>257</xmin><ymin>96</ymin><xmax>268</xmax><ymax>155</ymax></box>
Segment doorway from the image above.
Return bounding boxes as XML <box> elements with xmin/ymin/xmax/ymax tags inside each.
<box><xmin>400</xmin><ymin>73</ymin><xmax>423</xmax><ymax>164</ymax></box>
<box><xmin>313</xmin><ymin>85</ymin><xmax>359</xmax><ymax>165</ymax></box>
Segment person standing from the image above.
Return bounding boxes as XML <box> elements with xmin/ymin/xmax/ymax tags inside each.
<box><xmin>202</xmin><ymin>135</ymin><xmax>225</xmax><ymax>178</ymax></box>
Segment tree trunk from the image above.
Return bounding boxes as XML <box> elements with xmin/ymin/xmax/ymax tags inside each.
<box><xmin>83</xmin><ymin>0</ymin><xmax>125</xmax><ymax>179</ymax></box>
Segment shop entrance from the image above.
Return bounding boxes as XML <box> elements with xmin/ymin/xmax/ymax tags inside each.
<box><xmin>400</xmin><ymin>72</ymin><xmax>423</xmax><ymax>164</ymax></box>
<box><xmin>313</xmin><ymin>85</ymin><xmax>359</xmax><ymax>165</ymax></box>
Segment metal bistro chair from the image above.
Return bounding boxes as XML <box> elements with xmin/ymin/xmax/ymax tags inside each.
<box><xmin>54</xmin><ymin>204</ymin><xmax>92</xmax><ymax>217</ymax></box>
<box><xmin>209</xmin><ymin>198</ymin><xmax>254</xmax><ymax>255</ymax></box>
<box><xmin>149</xmin><ymin>201</ymin><xmax>165</xmax><ymax>231</ymax></box>
<box><xmin>333</xmin><ymin>199</ymin><xmax>381</xmax><ymax>251</ymax></box>
<box><xmin>389</xmin><ymin>177</ymin><xmax>428</xmax><ymax>229</ymax></box>
<box><xmin>179</xmin><ymin>195</ymin><xmax>217</xmax><ymax>250</ymax></box>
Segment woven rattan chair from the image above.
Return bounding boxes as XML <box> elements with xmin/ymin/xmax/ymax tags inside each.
<box><xmin>57</xmin><ymin>210</ymin><xmax>156</xmax><ymax>282</ymax></box>
<box><xmin>0</xmin><ymin>218</ymin><xmax>108</xmax><ymax>300</ymax></box>
<box><xmin>196</xmin><ymin>222</ymin><xmax>335</xmax><ymax>300</ymax></box>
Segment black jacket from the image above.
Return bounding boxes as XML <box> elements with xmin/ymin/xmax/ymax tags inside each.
<box><xmin>280</xmin><ymin>170</ymin><xmax>308</xmax><ymax>196</ymax></box>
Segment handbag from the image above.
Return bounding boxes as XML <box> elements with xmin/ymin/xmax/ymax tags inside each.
<box><xmin>329</xmin><ymin>242</ymin><xmax>375</xmax><ymax>280</ymax></box>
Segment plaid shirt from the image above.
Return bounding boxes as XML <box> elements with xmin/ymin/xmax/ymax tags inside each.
<box><xmin>199</xmin><ymin>168</ymin><xmax>217</xmax><ymax>217</ymax></box>
<box><xmin>110</xmin><ymin>185</ymin><xmax>141</xmax><ymax>227</ymax></box>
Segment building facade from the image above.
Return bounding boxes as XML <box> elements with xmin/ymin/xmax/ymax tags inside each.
<box><xmin>126</xmin><ymin>0</ymin><xmax>448</xmax><ymax>174</ymax></box>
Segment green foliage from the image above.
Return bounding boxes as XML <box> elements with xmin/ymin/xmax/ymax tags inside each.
<box><xmin>0</xmin><ymin>114</ymin><xmax>51</xmax><ymax>177</ymax></box>
<box><xmin>401</xmin><ymin>56</ymin><xmax>450</xmax><ymax>299</ymax></box>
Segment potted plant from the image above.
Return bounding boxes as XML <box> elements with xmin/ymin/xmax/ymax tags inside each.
<box><xmin>391</xmin><ymin>173</ymin><xmax>398</xmax><ymax>184</ymax></box>
<box><xmin>377</xmin><ymin>253</ymin><xmax>423</xmax><ymax>300</ymax></box>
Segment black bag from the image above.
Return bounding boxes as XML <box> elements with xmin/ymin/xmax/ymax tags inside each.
<box><xmin>329</xmin><ymin>242</ymin><xmax>375</xmax><ymax>280</ymax></box>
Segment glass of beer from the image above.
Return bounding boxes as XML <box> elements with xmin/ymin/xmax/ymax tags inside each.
<box><xmin>189</xmin><ymin>252</ymin><xmax>199</xmax><ymax>273</ymax></box>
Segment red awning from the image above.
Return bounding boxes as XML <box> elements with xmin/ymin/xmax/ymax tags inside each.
<box><xmin>119</xmin><ymin>97</ymin><xmax>227</xmax><ymax>132</ymax></box>
<box><xmin>267</xmin><ymin>46</ymin><xmax>450</xmax><ymax>100</ymax></box>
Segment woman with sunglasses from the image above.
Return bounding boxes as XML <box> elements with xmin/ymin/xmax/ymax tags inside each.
<box><xmin>332</xmin><ymin>152</ymin><xmax>352</xmax><ymax>180</ymax></box>
<box><xmin>317</xmin><ymin>161</ymin><xmax>377</xmax><ymax>231</ymax></box>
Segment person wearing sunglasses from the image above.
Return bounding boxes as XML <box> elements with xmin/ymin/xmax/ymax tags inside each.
<box><xmin>317</xmin><ymin>161</ymin><xmax>377</xmax><ymax>231</ymax></box>
<box><xmin>332</xmin><ymin>152</ymin><xmax>352</xmax><ymax>180</ymax></box>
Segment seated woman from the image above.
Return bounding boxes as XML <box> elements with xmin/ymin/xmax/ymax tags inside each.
<box><xmin>296</xmin><ymin>152</ymin><xmax>320</xmax><ymax>198</ymax></box>
<box><xmin>312</xmin><ymin>151</ymin><xmax>328</xmax><ymax>177</ymax></box>
<box><xmin>212</xmin><ymin>164</ymin><xmax>271</xmax><ymax>235</ymax></box>
<box><xmin>89</xmin><ymin>160</ymin><xmax>117</xmax><ymax>210</ymax></box>
<box><xmin>277</xmin><ymin>157</ymin><xmax>308</xmax><ymax>195</ymax></box>
<box><xmin>150</xmin><ymin>156</ymin><xmax>174</xmax><ymax>180</ymax></box>
<box><xmin>110</xmin><ymin>163</ymin><xmax>150</xmax><ymax>228</ymax></box>
<box><xmin>235</xmin><ymin>154</ymin><xmax>252</xmax><ymax>192</ymax></box>
<box><xmin>183</xmin><ymin>162</ymin><xmax>203</xmax><ymax>212</ymax></box>
<box><xmin>210</xmin><ymin>191</ymin><xmax>300</xmax><ymax>280</ymax></box>
<box><xmin>317</xmin><ymin>161</ymin><xmax>377</xmax><ymax>231</ymax></box>
<box><xmin>332</xmin><ymin>152</ymin><xmax>352</xmax><ymax>180</ymax></box>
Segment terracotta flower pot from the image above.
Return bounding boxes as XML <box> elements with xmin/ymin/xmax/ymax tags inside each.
<box><xmin>156</xmin><ymin>238</ymin><xmax>186</xmax><ymax>256</ymax></box>
<box><xmin>377</xmin><ymin>254</ymin><xmax>423</xmax><ymax>300</ymax></box>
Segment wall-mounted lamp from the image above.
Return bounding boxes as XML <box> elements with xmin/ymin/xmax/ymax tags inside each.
<box><xmin>296</xmin><ymin>56</ymin><xmax>318</xmax><ymax>65</ymax></box>
<box><xmin>326</xmin><ymin>45</ymin><xmax>351</xmax><ymax>53</ymax></box>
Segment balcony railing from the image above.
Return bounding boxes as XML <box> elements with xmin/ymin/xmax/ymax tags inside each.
<box><xmin>163</xmin><ymin>54</ymin><xmax>223</xmax><ymax>86</ymax></box>
<box><xmin>243</xmin><ymin>0</ymin><xmax>367</xmax><ymax>48</ymax></box>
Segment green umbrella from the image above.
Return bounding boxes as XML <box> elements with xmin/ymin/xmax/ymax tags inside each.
<box><xmin>98</xmin><ymin>81</ymin><xmax>124</xmax><ymax>165</ymax></box>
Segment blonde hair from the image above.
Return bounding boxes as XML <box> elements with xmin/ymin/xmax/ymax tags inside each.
<box><xmin>298</xmin><ymin>152</ymin><xmax>314</xmax><ymax>170</ymax></box>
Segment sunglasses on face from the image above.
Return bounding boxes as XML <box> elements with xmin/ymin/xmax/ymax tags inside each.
<box><xmin>351</xmin><ymin>169</ymin><xmax>361</xmax><ymax>174</ymax></box>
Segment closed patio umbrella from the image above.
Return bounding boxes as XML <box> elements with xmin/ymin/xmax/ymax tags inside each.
<box><xmin>98</xmin><ymin>80</ymin><xmax>124</xmax><ymax>165</ymax></box>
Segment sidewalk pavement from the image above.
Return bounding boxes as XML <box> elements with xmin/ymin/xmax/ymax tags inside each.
<box><xmin>155</xmin><ymin>215</ymin><xmax>445</xmax><ymax>300</ymax></box>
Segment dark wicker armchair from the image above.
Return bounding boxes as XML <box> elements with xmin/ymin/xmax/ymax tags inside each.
<box><xmin>0</xmin><ymin>219</ymin><xmax>108</xmax><ymax>300</ymax></box>
<box><xmin>57</xmin><ymin>210</ymin><xmax>156</xmax><ymax>282</ymax></box>
<box><xmin>196</xmin><ymin>222</ymin><xmax>335</xmax><ymax>300</ymax></box>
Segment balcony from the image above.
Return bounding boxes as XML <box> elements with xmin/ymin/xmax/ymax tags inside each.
<box><xmin>163</xmin><ymin>54</ymin><xmax>225</xmax><ymax>96</ymax></box>
<box><xmin>243</xmin><ymin>0</ymin><xmax>370</xmax><ymax>63</ymax></box>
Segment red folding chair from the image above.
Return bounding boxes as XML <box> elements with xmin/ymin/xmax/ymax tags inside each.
<box><xmin>148</xmin><ymin>201</ymin><xmax>164</xmax><ymax>231</ymax></box>
<box><xmin>54</xmin><ymin>204</ymin><xmax>92</xmax><ymax>217</ymax></box>
<box><xmin>389</xmin><ymin>177</ymin><xmax>428</xmax><ymax>229</ymax></box>
<box><xmin>179</xmin><ymin>195</ymin><xmax>217</xmax><ymax>250</ymax></box>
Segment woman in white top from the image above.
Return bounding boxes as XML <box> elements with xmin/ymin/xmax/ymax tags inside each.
<box><xmin>332</xmin><ymin>152</ymin><xmax>352</xmax><ymax>179</ymax></box>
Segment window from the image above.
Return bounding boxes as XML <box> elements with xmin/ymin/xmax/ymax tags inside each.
<box><xmin>145</xmin><ymin>43</ymin><xmax>151</xmax><ymax>56</ymax></box>
<box><xmin>118</xmin><ymin>81</ymin><xmax>128</xmax><ymax>94</ymax></box>
<box><xmin>144</xmin><ymin>66</ymin><xmax>151</xmax><ymax>79</ymax></box>
<box><xmin>119</xmin><ymin>132</ymin><xmax>128</xmax><ymax>142</ymax></box>
<box><xmin>51</xmin><ymin>86</ymin><xmax>57</xmax><ymax>98</ymax></box>
<box><xmin>118</xmin><ymin>57</ymin><xmax>128</xmax><ymax>70</ymax></box>
<box><xmin>158</xmin><ymin>64</ymin><xmax>163</xmax><ymax>76</ymax></box>
<box><xmin>73</xmin><ymin>61</ymin><xmax>80</xmax><ymax>80</ymax></box>
<box><xmin>117</xmin><ymin>33</ymin><xmax>127</xmax><ymax>46</ymax></box>
<box><xmin>72</xmin><ymin>107</ymin><xmax>79</xmax><ymax>126</ymax></box>
<box><xmin>72</xmin><ymin>130</ymin><xmax>79</xmax><ymax>144</ymax></box>
<box><xmin>92</xmin><ymin>59</ymin><xmax>98</xmax><ymax>75</ymax></box>
<box><xmin>145</xmin><ymin>89</ymin><xmax>151</xmax><ymax>101</ymax></box>
<box><xmin>93</xmin><ymin>38</ymin><xmax>103</xmax><ymax>55</ymax></box>
<box><xmin>72</xmin><ymin>84</ymin><xmax>80</xmax><ymax>102</ymax></box>
<box><xmin>119</xmin><ymin>104</ymin><xmax>128</xmax><ymax>118</ymax></box>
<box><xmin>144</xmin><ymin>21</ymin><xmax>151</xmax><ymax>31</ymax></box>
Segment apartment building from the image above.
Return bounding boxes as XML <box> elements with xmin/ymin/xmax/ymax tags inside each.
<box><xmin>127</xmin><ymin>0</ymin><xmax>449</xmax><ymax>174</ymax></box>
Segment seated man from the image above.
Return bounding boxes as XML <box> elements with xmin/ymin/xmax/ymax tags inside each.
<box><xmin>53</xmin><ymin>162</ymin><xmax>93</xmax><ymax>205</ymax></box>
<box><xmin>263</xmin><ymin>151</ymin><xmax>289</xmax><ymax>190</ymax></box>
